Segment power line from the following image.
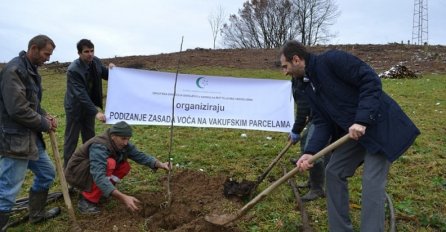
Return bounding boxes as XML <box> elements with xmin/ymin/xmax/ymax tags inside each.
<box><xmin>412</xmin><ymin>0</ymin><xmax>428</xmax><ymax>45</ymax></box>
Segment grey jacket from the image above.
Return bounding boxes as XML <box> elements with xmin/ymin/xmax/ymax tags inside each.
<box><xmin>64</xmin><ymin>56</ymin><xmax>108</xmax><ymax>120</ymax></box>
<box><xmin>65</xmin><ymin>129</ymin><xmax>158</xmax><ymax>196</ymax></box>
<box><xmin>0</xmin><ymin>51</ymin><xmax>51</xmax><ymax>160</ymax></box>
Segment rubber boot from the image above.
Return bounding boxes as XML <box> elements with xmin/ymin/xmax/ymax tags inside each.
<box><xmin>301</xmin><ymin>160</ymin><xmax>326</xmax><ymax>202</ymax></box>
<box><xmin>28</xmin><ymin>189</ymin><xmax>61</xmax><ymax>224</ymax></box>
<box><xmin>0</xmin><ymin>211</ymin><xmax>9</xmax><ymax>232</ymax></box>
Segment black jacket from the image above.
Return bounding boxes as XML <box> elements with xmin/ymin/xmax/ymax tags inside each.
<box><xmin>303</xmin><ymin>50</ymin><xmax>420</xmax><ymax>162</ymax></box>
<box><xmin>64</xmin><ymin>56</ymin><xmax>108</xmax><ymax>120</ymax></box>
<box><xmin>291</xmin><ymin>77</ymin><xmax>311</xmax><ymax>134</ymax></box>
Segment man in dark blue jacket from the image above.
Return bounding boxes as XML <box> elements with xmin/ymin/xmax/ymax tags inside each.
<box><xmin>280</xmin><ymin>40</ymin><xmax>420</xmax><ymax>232</ymax></box>
<box><xmin>63</xmin><ymin>39</ymin><xmax>114</xmax><ymax>167</ymax></box>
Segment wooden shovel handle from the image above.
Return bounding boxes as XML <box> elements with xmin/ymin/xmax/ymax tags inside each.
<box><xmin>48</xmin><ymin>131</ymin><xmax>79</xmax><ymax>227</ymax></box>
<box><xmin>205</xmin><ymin>135</ymin><xmax>351</xmax><ymax>226</ymax></box>
<box><xmin>255</xmin><ymin>141</ymin><xmax>293</xmax><ymax>184</ymax></box>
<box><xmin>237</xmin><ymin>134</ymin><xmax>350</xmax><ymax>218</ymax></box>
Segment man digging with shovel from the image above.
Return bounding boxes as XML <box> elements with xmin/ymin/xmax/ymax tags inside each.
<box><xmin>280</xmin><ymin>40</ymin><xmax>420</xmax><ymax>232</ymax></box>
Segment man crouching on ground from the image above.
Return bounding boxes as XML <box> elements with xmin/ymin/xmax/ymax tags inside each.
<box><xmin>64</xmin><ymin>121</ymin><xmax>171</xmax><ymax>214</ymax></box>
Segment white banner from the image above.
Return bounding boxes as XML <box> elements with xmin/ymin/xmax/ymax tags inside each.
<box><xmin>105</xmin><ymin>67</ymin><xmax>294</xmax><ymax>132</ymax></box>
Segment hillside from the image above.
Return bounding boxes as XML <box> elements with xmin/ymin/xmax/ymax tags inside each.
<box><xmin>42</xmin><ymin>44</ymin><xmax>446</xmax><ymax>75</ymax></box>
<box><xmin>1</xmin><ymin>44</ymin><xmax>444</xmax><ymax>231</ymax></box>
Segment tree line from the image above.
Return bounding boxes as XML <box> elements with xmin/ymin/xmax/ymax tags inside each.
<box><xmin>209</xmin><ymin>0</ymin><xmax>339</xmax><ymax>49</ymax></box>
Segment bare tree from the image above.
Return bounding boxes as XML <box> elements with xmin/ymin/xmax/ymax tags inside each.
<box><xmin>294</xmin><ymin>0</ymin><xmax>339</xmax><ymax>45</ymax></box>
<box><xmin>221</xmin><ymin>0</ymin><xmax>339</xmax><ymax>48</ymax></box>
<box><xmin>221</xmin><ymin>0</ymin><xmax>298</xmax><ymax>49</ymax></box>
<box><xmin>208</xmin><ymin>5</ymin><xmax>226</xmax><ymax>49</ymax></box>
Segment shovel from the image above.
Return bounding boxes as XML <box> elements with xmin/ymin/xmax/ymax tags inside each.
<box><xmin>223</xmin><ymin>141</ymin><xmax>292</xmax><ymax>199</ymax></box>
<box><xmin>247</xmin><ymin>141</ymin><xmax>293</xmax><ymax>198</ymax></box>
<box><xmin>205</xmin><ymin>134</ymin><xmax>350</xmax><ymax>226</ymax></box>
<box><xmin>49</xmin><ymin>131</ymin><xmax>82</xmax><ymax>231</ymax></box>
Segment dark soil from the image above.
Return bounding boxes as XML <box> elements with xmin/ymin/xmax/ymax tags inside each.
<box><xmin>77</xmin><ymin>170</ymin><xmax>242</xmax><ymax>232</ymax></box>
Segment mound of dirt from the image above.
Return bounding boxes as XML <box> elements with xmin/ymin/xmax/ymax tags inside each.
<box><xmin>41</xmin><ymin>44</ymin><xmax>446</xmax><ymax>75</ymax></box>
<box><xmin>78</xmin><ymin>170</ymin><xmax>242</xmax><ymax>232</ymax></box>
<box><xmin>378</xmin><ymin>63</ymin><xmax>419</xmax><ymax>79</ymax></box>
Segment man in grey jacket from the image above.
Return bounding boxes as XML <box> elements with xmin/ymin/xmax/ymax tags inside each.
<box><xmin>65</xmin><ymin>121</ymin><xmax>171</xmax><ymax>214</ymax></box>
<box><xmin>0</xmin><ymin>35</ymin><xmax>60</xmax><ymax>231</ymax></box>
<box><xmin>63</xmin><ymin>39</ymin><xmax>115</xmax><ymax>167</ymax></box>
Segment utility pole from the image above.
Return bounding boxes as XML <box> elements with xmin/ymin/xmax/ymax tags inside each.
<box><xmin>412</xmin><ymin>0</ymin><xmax>428</xmax><ymax>45</ymax></box>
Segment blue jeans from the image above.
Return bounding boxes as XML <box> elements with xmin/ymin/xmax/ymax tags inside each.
<box><xmin>0</xmin><ymin>138</ymin><xmax>56</xmax><ymax>212</ymax></box>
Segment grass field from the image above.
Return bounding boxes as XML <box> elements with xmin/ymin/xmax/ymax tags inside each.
<box><xmin>7</xmin><ymin>68</ymin><xmax>446</xmax><ymax>231</ymax></box>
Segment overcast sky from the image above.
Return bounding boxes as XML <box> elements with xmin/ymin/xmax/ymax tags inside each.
<box><xmin>1</xmin><ymin>0</ymin><xmax>445</xmax><ymax>63</ymax></box>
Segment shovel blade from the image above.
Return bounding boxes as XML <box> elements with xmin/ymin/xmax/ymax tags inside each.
<box><xmin>205</xmin><ymin>135</ymin><xmax>350</xmax><ymax>226</ymax></box>
<box><xmin>204</xmin><ymin>213</ymin><xmax>238</xmax><ymax>226</ymax></box>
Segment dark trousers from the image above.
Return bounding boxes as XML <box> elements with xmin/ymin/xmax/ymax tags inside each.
<box><xmin>63</xmin><ymin>114</ymin><xmax>95</xmax><ymax>167</ymax></box>
<box><xmin>326</xmin><ymin>139</ymin><xmax>390</xmax><ymax>232</ymax></box>
<box><xmin>300</xmin><ymin>122</ymin><xmax>330</xmax><ymax>191</ymax></box>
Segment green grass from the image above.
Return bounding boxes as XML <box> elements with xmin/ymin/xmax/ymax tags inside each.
<box><xmin>7</xmin><ymin>69</ymin><xmax>446</xmax><ymax>232</ymax></box>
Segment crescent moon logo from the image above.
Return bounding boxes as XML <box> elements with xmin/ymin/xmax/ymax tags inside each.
<box><xmin>196</xmin><ymin>77</ymin><xmax>208</xmax><ymax>89</ymax></box>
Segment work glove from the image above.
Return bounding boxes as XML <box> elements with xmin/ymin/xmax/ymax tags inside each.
<box><xmin>288</xmin><ymin>131</ymin><xmax>300</xmax><ymax>144</ymax></box>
